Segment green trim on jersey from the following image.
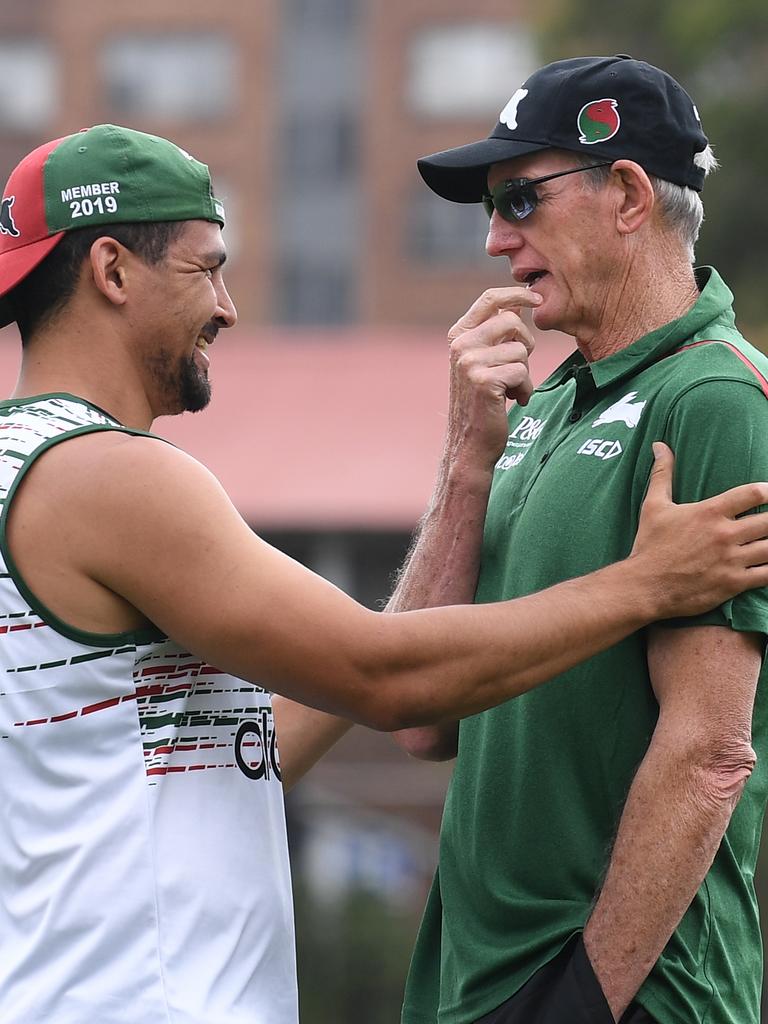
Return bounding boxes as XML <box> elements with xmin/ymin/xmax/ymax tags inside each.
<box><xmin>0</xmin><ymin>392</ymin><xmax>126</xmax><ymax>420</ymax></box>
<box><xmin>402</xmin><ymin>268</ymin><xmax>768</xmax><ymax>1024</ymax></box>
<box><xmin>0</xmin><ymin>399</ymin><xmax>167</xmax><ymax>648</ymax></box>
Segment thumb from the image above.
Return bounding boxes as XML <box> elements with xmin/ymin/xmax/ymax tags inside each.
<box><xmin>647</xmin><ymin>441</ymin><xmax>675</xmax><ymax>505</ymax></box>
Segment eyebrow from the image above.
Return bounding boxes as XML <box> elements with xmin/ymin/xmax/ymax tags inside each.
<box><xmin>202</xmin><ymin>250</ymin><xmax>227</xmax><ymax>267</ymax></box>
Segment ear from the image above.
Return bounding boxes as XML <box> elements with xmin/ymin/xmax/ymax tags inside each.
<box><xmin>88</xmin><ymin>236</ymin><xmax>131</xmax><ymax>307</ymax></box>
<box><xmin>608</xmin><ymin>160</ymin><xmax>655</xmax><ymax>237</ymax></box>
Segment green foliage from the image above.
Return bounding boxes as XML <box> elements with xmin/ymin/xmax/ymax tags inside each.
<box><xmin>534</xmin><ymin>0</ymin><xmax>768</xmax><ymax>333</ymax></box>
<box><xmin>294</xmin><ymin>880</ymin><xmax>419</xmax><ymax>1023</ymax></box>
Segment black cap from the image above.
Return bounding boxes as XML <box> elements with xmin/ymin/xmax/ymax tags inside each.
<box><xmin>418</xmin><ymin>55</ymin><xmax>708</xmax><ymax>203</ymax></box>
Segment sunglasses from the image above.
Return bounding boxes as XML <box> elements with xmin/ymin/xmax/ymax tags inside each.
<box><xmin>482</xmin><ymin>162</ymin><xmax>613</xmax><ymax>222</ymax></box>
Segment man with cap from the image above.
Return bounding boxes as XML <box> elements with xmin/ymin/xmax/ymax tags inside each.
<box><xmin>0</xmin><ymin>123</ymin><xmax>766</xmax><ymax>1024</ymax></box>
<box><xmin>393</xmin><ymin>56</ymin><xmax>768</xmax><ymax>1024</ymax></box>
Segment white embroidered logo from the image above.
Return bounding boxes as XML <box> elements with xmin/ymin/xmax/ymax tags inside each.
<box><xmin>495</xmin><ymin>416</ymin><xmax>547</xmax><ymax>471</ymax></box>
<box><xmin>499</xmin><ymin>88</ymin><xmax>529</xmax><ymax>130</ymax></box>
<box><xmin>577</xmin><ymin>438</ymin><xmax>623</xmax><ymax>461</ymax></box>
<box><xmin>592</xmin><ymin>392</ymin><xmax>646</xmax><ymax>429</ymax></box>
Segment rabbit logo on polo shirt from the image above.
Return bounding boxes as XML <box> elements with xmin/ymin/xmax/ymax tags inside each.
<box><xmin>577</xmin><ymin>392</ymin><xmax>646</xmax><ymax>461</ymax></box>
<box><xmin>592</xmin><ymin>392</ymin><xmax>646</xmax><ymax>428</ymax></box>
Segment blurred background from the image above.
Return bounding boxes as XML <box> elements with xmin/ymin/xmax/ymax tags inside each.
<box><xmin>0</xmin><ymin>0</ymin><xmax>767</xmax><ymax>1019</ymax></box>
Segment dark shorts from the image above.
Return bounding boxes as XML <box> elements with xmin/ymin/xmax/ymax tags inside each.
<box><xmin>473</xmin><ymin>936</ymin><xmax>657</xmax><ymax>1024</ymax></box>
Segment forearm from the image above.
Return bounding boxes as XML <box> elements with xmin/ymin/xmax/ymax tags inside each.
<box><xmin>389</xmin><ymin>457</ymin><xmax>493</xmax><ymax>758</ymax></box>
<box><xmin>371</xmin><ymin>553</ymin><xmax>661</xmax><ymax>730</ymax></box>
<box><xmin>272</xmin><ymin>696</ymin><xmax>354</xmax><ymax>792</ymax></box>
<box><xmin>389</xmin><ymin>459</ymin><xmax>493</xmax><ymax>614</ymax></box>
<box><xmin>583</xmin><ymin>739</ymin><xmax>751</xmax><ymax>1019</ymax></box>
<box><xmin>583</xmin><ymin>625</ymin><xmax>762</xmax><ymax>1020</ymax></box>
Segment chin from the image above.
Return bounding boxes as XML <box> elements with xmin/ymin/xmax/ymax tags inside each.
<box><xmin>531</xmin><ymin>305</ymin><xmax>562</xmax><ymax>333</ymax></box>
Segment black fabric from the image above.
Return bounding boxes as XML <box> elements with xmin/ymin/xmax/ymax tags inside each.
<box><xmin>417</xmin><ymin>55</ymin><xmax>708</xmax><ymax>203</ymax></box>
<box><xmin>473</xmin><ymin>936</ymin><xmax>656</xmax><ymax>1024</ymax></box>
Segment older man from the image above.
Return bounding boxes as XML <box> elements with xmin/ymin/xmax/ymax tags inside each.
<box><xmin>393</xmin><ymin>56</ymin><xmax>768</xmax><ymax>1024</ymax></box>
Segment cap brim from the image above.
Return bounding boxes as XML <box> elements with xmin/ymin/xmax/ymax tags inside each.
<box><xmin>417</xmin><ymin>138</ymin><xmax>549</xmax><ymax>203</ymax></box>
<box><xmin>0</xmin><ymin>231</ymin><xmax>65</xmax><ymax>328</ymax></box>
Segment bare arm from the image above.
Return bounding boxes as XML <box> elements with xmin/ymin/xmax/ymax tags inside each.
<box><xmin>268</xmin><ymin>287</ymin><xmax>539</xmax><ymax>778</ymax></box>
<box><xmin>241</xmin><ymin>287</ymin><xmax>541</xmax><ymax>776</ymax></box>
<box><xmin>9</xmin><ymin>429</ymin><xmax>768</xmax><ymax>734</ymax></box>
<box><xmin>272</xmin><ymin>697</ymin><xmax>353</xmax><ymax>792</ymax></box>
<box><xmin>583</xmin><ymin>625</ymin><xmax>763</xmax><ymax>1019</ymax></box>
<box><xmin>390</xmin><ymin>288</ymin><xmax>540</xmax><ymax>759</ymax></box>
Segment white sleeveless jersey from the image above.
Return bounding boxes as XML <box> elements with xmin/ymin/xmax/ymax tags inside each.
<box><xmin>0</xmin><ymin>395</ymin><xmax>298</xmax><ymax>1024</ymax></box>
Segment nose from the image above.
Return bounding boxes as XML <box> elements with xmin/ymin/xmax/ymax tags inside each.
<box><xmin>485</xmin><ymin>212</ymin><xmax>525</xmax><ymax>259</ymax></box>
<box><xmin>214</xmin><ymin>276</ymin><xmax>238</xmax><ymax>329</ymax></box>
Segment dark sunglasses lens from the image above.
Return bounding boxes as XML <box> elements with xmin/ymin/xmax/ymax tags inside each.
<box><xmin>485</xmin><ymin>183</ymin><xmax>537</xmax><ymax>222</ymax></box>
<box><xmin>504</xmin><ymin>186</ymin><xmax>536</xmax><ymax>221</ymax></box>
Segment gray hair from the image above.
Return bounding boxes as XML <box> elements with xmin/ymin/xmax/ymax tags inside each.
<box><xmin>577</xmin><ymin>146</ymin><xmax>718</xmax><ymax>261</ymax></box>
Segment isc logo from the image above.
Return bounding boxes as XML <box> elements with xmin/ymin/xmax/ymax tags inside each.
<box><xmin>577</xmin><ymin>438</ymin><xmax>623</xmax><ymax>460</ymax></box>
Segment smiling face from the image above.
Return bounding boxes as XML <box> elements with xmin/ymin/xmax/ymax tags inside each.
<box><xmin>485</xmin><ymin>150</ymin><xmax>621</xmax><ymax>340</ymax></box>
<box><xmin>128</xmin><ymin>219</ymin><xmax>237</xmax><ymax>417</ymax></box>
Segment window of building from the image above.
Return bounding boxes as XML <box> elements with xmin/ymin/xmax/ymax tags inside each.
<box><xmin>102</xmin><ymin>34</ymin><xmax>235</xmax><ymax>121</ymax></box>
<box><xmin>277</xmin><ymin>259</ymin><xmax>353</xmax><ymax>325</ymax></box>
<box><xmin>407</xmin><ymin>22</ymin><xmax>536</xmax><ymax>118</ymax></box>
<box><xmin>407</xmin><ymin>188</ymin><xmax>490</xmax><ymax>265</ymax></box>
<box><xmin>283</xmin><ymin>110</ymin><xmax>358</xmax><ymax>183</ymax></box>
<box><xmin>0</xmin><ymin>39</ymin><xmax>57</xmax><ymax>132</ymax></box>
<box><xmin>286</xmin><ymin>0</ymin><xmax>359</xmax><ymax>31</ymax></box>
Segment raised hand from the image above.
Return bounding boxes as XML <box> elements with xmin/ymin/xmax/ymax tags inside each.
<box><xmin>445</xmin><ymin>287</ymin><xmax>542</xmax><ymax>472</ymax></box>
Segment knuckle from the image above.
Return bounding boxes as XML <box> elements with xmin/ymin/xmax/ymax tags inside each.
<box><xmin>449</xmin><ymin>336</ymin><xmax>471</xmax><ymax>360</ymax></box>
<box><xmin>505</xmin><ymin>364</ymin><xmax>528</xmax><ymax>383</ymax></box>
<box><xmin>454</xmin><ymin>349</ymin><xmax>477</xmax><ymax>371</ymax></box>
<box><xmin>466</xmin><ymin>365</ymin><xmax>489</xmax><ymax>387</ymax></box>
<box><xmin>497</xmin><ymin>309</ymin><xmax>522</xmax><ymax>329</ymax></box>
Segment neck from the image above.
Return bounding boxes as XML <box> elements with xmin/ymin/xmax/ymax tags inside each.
<box><xmin>12</xmin><ymin>320</ymin><xmax>156</xmax><ymax>431</ymax></box>
<box><xmin>576</xmin><ymin>246</ymin><xmax>699</xmax><ymax>363</ymax></box>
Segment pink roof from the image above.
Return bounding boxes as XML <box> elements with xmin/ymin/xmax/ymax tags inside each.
<box><xmin>0</xmin><ymin>326</ymin><xmax>575</xmax><ymax>527</ymax></box>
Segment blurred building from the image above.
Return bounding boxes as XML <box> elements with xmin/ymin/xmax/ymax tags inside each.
<box><xmin>0</xmin><ymin>0</ymin><xmax>567</xmax><ymax>940</ymax></box>
<box><xmin>0</xmin><ymin>0</ymin><xmax>538</xmax><ymax>325</ymax></box>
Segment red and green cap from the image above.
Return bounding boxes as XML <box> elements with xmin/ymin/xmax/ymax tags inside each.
<box><xmin>0</xmin><ymin>123</ymin><xmax>226</xmax><ymax>327</ymax></box>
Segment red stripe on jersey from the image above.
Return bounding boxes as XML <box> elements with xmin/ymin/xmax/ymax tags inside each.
<box><xmin>81</xmin><ymin>696</ymin><xmax>120</xmax><ymax>715</ymax></box>
<box><xmin>672</xmin><ymin>340</ymin><xmax>768</xmax><ymax>399</ymax></box>
<box><xmin>51</xmin><ymin>711</ymin><xmax>78</xmax><ymax>723</ymax></box>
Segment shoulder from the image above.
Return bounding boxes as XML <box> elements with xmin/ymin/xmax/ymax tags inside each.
<box><xmin>657</xmin><ymin>336</ymin><xmax>768</xmax><ymax>399</ymax></box>
<box><xmin>631</xmin><ymin>336</ymin><xmax>768</xmax><ymax>432</ymax></box>
<box><xmin>16</xmin><ymin>428</ymin><xmax>238</xmax><ymax>530</ymax></box>
<box><xmin>27</xmin><ymin>427</ymin><xmax>208</xmax><ymax>483</ymax></box>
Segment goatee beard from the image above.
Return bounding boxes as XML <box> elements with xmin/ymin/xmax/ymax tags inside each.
<box><xmin>145</xmin><ymin>348</ymin><xmax>212</xmax><ymax>415</ymax></box>
<box><xmin>179</xmin><ymin>354</ymin><xmax>211</xmax><ymax>413</ymax></box>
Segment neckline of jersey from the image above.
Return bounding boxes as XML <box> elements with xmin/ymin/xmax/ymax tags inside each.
<box><xmin>0</xmin><ymin>391</ymin><xmax>124</xmax><ymax>426</ymax></box>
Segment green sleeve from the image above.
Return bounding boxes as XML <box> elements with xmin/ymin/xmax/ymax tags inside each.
<box><xmin>662</xmin><ymin>377</ymin><xmax>768</xmax><ymax>634</ymax></box>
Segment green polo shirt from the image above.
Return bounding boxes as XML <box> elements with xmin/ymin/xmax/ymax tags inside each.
<box><xmin>402</xmin><ymin>269</ymin><xmax>768</xmax><ymax>1024</ymax></box>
